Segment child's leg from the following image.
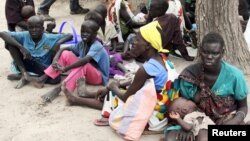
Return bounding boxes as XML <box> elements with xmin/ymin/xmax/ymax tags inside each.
<box><xmin>76</xmin><ymin>77</ymin><xmax>106</xmax><ymax>98</ymax></box>
<box><xmin>24</xmin><ymin>59</ymin><xmax>61</xmax><ymax>85</ymax></box>
<box><xmin>44</xmin><ymin>50</ymin><xmax>79</xmax><ymax>79</ymax></box>
<box><xmin>62</xmin><ymin>82</ymin><xmax>104</xmax><ymax>110</ymax></box>
<box><xmin>25</xmin><ymin>50</ymin><xmax>76</xmax><ymax>88</ymax></box>
<box><xmin>41</xmin><ymin>85</ymin><xmax>61</xmax><ymax>103</ymax></box>
<box><xmin>7</xmin><ymin>45</ymin><xmax>29</xmax><ymax>88</ymax></box>
<box><xmin>63</xmin><ymin>63</ymin><xmax>102</xmax><ymax>93</ymax></box>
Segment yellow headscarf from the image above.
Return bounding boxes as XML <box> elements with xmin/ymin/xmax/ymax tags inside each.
<box><xmin>139</xmin><ymin>21</ymin><xmax>169</xmax><ymax>53</ymax></box>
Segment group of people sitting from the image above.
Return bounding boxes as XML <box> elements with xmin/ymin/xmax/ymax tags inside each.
<box><xmin>1</xmin><ymin>0</ymin><xmax>249</xmax><ymax>141</ymax></box>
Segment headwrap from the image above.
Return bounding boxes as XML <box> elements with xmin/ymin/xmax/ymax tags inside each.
<box><xmin>139</xmin><ymin>21</ymin><xmax>169</xmax><ymax>53</ymax></box>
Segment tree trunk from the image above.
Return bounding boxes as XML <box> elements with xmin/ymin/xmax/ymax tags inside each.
<box><xmin>196</xmin><ymin>0</ymin><xmax>250</xmax><ymax>74</ymax></box>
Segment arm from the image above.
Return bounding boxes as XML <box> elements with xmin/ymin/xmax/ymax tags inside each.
<box><xmin>0</xmin><ymin>32</ymin><xmax>31</xmax><ymax>59</ymax></box>
<box><xmin>108</xmin><ymin>67</ymin><xmax>150</xmax><ymax>102</ymax></box>
<box><xmin>119</xmin><ymin>3</ymin><xmax>146</xmax><ymax>28</ymax></box>
<box><xmin>117</xmin><ymin>62</ymin><xmax>127</xmax><ymax>73</ymax></box>
<box><xmin>185</xmin><ymin>2</ymin><xmax>191</xmax><ymax>13</ymax></box>
<box><xmin>223</xmin><ymin>98</ymin><xmax>248</xmax><ymax>125</ymax></box>
<box><xmin>52</xmin><ymin>47</ymin><xmax>71</xmax><ymax>63</ymax></box>
<box><xmin>51</xmin><ymin>46</ymin><xmax>72</xmax><ymax>71</ymax></box>
<box><xmin>51</xmin><ymin>33</ymin><xmax>73</xmax><ymax>55</ymax></box>
<box><xmin>46</xmin><ymin>21</ymin><xmax>56</xmax><ymax>33</ymax></box>
<box><xmin>16</xmin><ymin>21</ymin><xmax>29</xmax><ymax>30</ymax></box>
<box><xmin>169</xmin><ymin>112</ymin><xmax>193</xmax><ymax>132</ymax></box>
<box><xmin>63</xmin><ymin>55</ymin><xmax>92</xmax><ymax>72</ymax></box>
<box><xmin>176</xmin><ymin>118</ymin><xmax>193</xmax><ymax>132</ymax></box>
<box><xmin>111</xmin><ymin>38</ymin><xmax>118</xmax><ymax>50</ymax></box>
<box><xmin>183</xmin><ymin>8</ymin><xmax>192</xmax><ymax>30</ymax></box>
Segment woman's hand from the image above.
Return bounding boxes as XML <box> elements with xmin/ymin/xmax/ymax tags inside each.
<box><xmin>107</xmin><ymin>80</ymin><xmax>119</xmax><ymax>91</ymax></box>
<box><xmin>95</xmin><ymin>88</ymin><xmax>109</xmax><ymax>102</ymax></box>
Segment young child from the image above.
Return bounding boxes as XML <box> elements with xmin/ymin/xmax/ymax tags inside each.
<box><xmin>28</xmin><ymin>20</ymin><xmax>110</xmax><ymax>107</ymax></box>
<box><xmin>15</xmin><ymin>5</ymin><xmax>36</xmax><ymax>31</ymax></box>
<box><xmin>84</xmin><ymin>8</ymin><xmax>127</xmax><ymax>77</ymax></box>
<box><xmin>16</xmin><ymin>5</ymin><xmax>56</xmax><ymax>33</ymax></box>
<box><xmin>21</xmin><ymin>5</ymin><xmax>36</xmax><ymax>20</ymax></box>
<box><xmin>168</xmin><ymin>97</ymin><xmax>215</xmax><ymax>137</ymax></box>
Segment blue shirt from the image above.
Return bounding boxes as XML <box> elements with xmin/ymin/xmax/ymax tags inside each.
<box><xmin>143</xmin><ymin>58</ymin><xmax>168</xmax><ymax>91</ymax></box>
<box><xmin>8</xmin><ymin>31</ymin><xmax>66</xmax><ymax>65</ymax></box>
<box><xmin>69</xmin><ymin>40</ymin><xmax>110</xmax><ymax>85</ymax></box>
<box><xmin>180</xmin><ymin>61</ymin><xmax>249</xmax><ymax>101</ymax></box>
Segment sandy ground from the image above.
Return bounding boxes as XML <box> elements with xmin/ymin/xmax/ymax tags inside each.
<box><xmin>0</xmin><ymin>0</ymin><xmax>249</xmax><ymax>141</ymax></box>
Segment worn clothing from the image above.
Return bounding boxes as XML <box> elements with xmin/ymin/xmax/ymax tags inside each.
<box><xmin>179</xmin><ymin>61</ymin><xmax>248</xmax><ymax>122</ymax></box>
<box><xmin>8</xmin><ymin>31</ymin><xmax>66</xmax><ymax>66</ymax></box>
<box><xmin>44</xmin><ymin>51</ymin><xmax>102</xmax><ymax>92</ymax></box>
<box><xmin>107</xmin><ymin>0</ymin><xmax>135</xmax><ymax>42</ymax></box>
<box><xmin>109</xmin><ymin>79</ymin><xmax>156</xmax><ymax>141</ymax></box>
<box><xmin>7</xmin><ymin>45</ymin><xmax>60</xmax><ymax>84</ymax></box>
<box><xmin>122</xmin><ymin>14</ymin><xmax>188</xmax><ymax>62</ymax></box>
<box><xmin>44</xmin><ymin>40</ymin><xmax>109</xmax><ymax>92</ymax></box>
<box><xmin>180</xmin><ymin>62</ymin><xmax>248</xmax><ymax>100</ymax></box>
<box><xmin>97</xmin><ymin>19</ymin><xmax>117</xmax><ymax>47</ymax></box>
<box><xmin>143</xmin><ymin>58</ymin><xmax>168</xmax><ymax>91</ymax></box>
<box><xmin>109</xmin><ymin>55</ymin><xmax>179</xmax><ymax>140</ymax></box>
<box><xmin>184</xmin><ymin>111</ymin><xmax>215</xmax><ymax>136</ymax></box>
<box><xmin>166</xmin><ymin>0</ymin><xmax>185</xmax><ymax>33</ymax></box>
<box><xmin>23</xmin><ymin>58</ymin><xmax>61</xmax><ymax>84</ymax></box>
<box><xmin>5</xmin><ymin>0</ymin><xmax>34</xmax><ymax>31</ymax></box>
<box><xmin>156</xmin><ymin>14</ymin><xmax>187</xmax><ymax>53</ymax></box>
<box><xmin>68</xmin><ymin>40</ymin><xmax>110</xmax><ymax>85</ymax></box>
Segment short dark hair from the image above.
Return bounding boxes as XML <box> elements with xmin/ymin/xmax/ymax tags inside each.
<box><xmin>84</xmin><ymin>10</ymin><xmax>103</xmax><ymax>26</ymax></box>
<box><xmin>28</xmin><ymin>15</ymin><xmax>44</xmax><ymax>26</ymax></box>
<box><xmin>82</xmin><ymin>20</ymin><xmax>100</xmax><ymax>33</ymax></box>
<box><xmin>151</xmin><ymin>0</ymin><xmax>169</xmax><ymax>13</ymax></box>
<box><xmin>201</xmin><ymin>32</ymin><xmax>225</xmax><ymax>49</ymax></box>
<box><xmin>94</xmin><ymin>4</ymin><xmax>107</xmax><ymax>18</ymax></box>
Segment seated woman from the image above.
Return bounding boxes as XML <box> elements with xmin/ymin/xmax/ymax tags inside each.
<box><xmin>105</xmin><ymin>21</ymin><xmax>179</xmax><ymax>140</ymax></box>
<box><xmin>164</xmin><ymin>32</ymin><xmax>249</xmax><ymax>141</ymax></box>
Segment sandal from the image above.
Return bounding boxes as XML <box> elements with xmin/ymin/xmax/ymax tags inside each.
<box><xmin>94</xmin><ymin>117</ymin><xmax>109</xmax><ymax>126</ymax></box>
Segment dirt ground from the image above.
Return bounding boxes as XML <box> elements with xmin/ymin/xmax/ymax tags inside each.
<box><xmin>0</xmin><ymin>0</ymin><xmax>249</xmax><ymax>141</ymax></box>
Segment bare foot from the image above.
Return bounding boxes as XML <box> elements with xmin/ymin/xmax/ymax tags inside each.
<box><xmin>7</xmin><ymin>73</ymin><xmax>21</xmax><ymax>81</ymax></box>
<box><xmin>41</xmin><ymin>86</ymin><xmax>61</xmax><ymax>103</ymax></box>
<box><xmin>26</xmin><ymin>75</ymin><xmax>46</xmax><ymax>88</ymax></box>
<box><xmin>31</xmin><ymin>80</ymin><xmax>44</xmax><ymax>89</ymax></box>
<box><xmin>76</xmin><ymin>77</ymin><xmax>87</xmax><ymax>97</ymax></box>
<box><xmin>62</xmin><ymin>82</ymin><xmax>77</xmax><ymax>105</ymax></box>
<box><xmin>15</xmin><ymin>77</ymin><xmax>28</xmax><ymax>89</ymax></box>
